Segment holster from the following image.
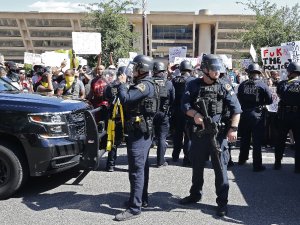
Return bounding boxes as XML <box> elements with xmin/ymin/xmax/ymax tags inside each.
<box><xmin>125</xmin><ymin>115</ymin><xmax>149</xmax><ymax>136</ymax></box>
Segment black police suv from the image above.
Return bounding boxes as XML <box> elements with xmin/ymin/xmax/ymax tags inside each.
<box><xmin>0</xmin><ymin>77</ymin><xmax>100</xmax><ymax>199</ymax></box>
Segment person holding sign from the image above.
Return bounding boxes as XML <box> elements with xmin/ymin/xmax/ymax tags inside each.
<box><xmin>237</xmin><ymin>63</ymin><xmax>273</xmax><ymax>172</ymax></box>
<box><xmin>274</xmin><ymin>62</ymin><xmax>300</xmax><ymax>172</ymax></box>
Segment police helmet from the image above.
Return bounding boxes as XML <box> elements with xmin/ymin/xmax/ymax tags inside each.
<box><xmin>5</xmin><ymin>61</ymin><xmax>18</xmax><ymax>72</ymax></box>
<box><xmin>247</xmin><ymin>63</ymin><xmax>261</xmax><ymax>74</ymax></box>
<box><xmin>287</xmin><ymin>62</ymin><xmax>300</xmax><ymax>75</ymax></box>
<box><xmin>117</xmin><ymin>66</ymin><xmax>127</xmax><ymax>76</ymax></box>
<box><xmin>153</xmin><ymin>61</ymin><xmax>166</xmax><ymax>73</ymax></box>
<box><xmin>201</xmin><ymin>54</ymin><xmax>222</xmax><ymax>72</ymax></box>
<box><xmin>179</xmin><ymin>60</ymin><xmax>193</xmax><ymax>72</ymax></box>
<box><xmin>132</xmin><ymin>55</ymin><xmax>153</xmax><ymax>73</ymax></box>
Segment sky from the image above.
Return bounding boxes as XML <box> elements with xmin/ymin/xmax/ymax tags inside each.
<box><xmin>1</xmin><ymin>0</ymin><xmax>300</xmax><ymax>14</ymax></box>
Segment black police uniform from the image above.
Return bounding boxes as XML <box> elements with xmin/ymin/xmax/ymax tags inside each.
<box><xmin>152</xmin><ymin>72</ymin><xmax>175</xmax><ymax>166</ymax></box>
<box><xmin>181</xmin><ymin>76</ymin><xmax>242</xmax><ymax>212</ymax></box>
<box><xmin>171</xmin><ymin>71</ymin><xmax>194</xmax><ymax>164</ymax></box>
<box><xmin>275</xmin><ymin>67</ymin><xmax>300</xmax><ymax>172</ymax></box>
<box><xmin>237</xmin><ymin>75</ymin><xmax>272</xmax><ymax>170</ymax></box>
<box><xmin>117</xmin><ymin>74</ymin><xmax>158</xmax><ymax>216</ymax></box>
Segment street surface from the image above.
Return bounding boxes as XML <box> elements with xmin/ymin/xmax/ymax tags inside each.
<box><xmin>1</xmin><ymin>144</ymin><xmax>299</xmax><ymax>225</ymax></box>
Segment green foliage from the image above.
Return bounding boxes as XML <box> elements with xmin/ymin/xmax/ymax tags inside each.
<box><xmin>83</xmin><ymin>0</ymin><xmax>139</xmax><ymax>67</ymax></box>
<box><xmin>236</xmin><ymin>0</ymin><xmax>300</xmax><ymax>61</ymax></box>
<box><xmin>23</xmin><ymin>63</ymin><xmax>33</xmax><ymax>73</ymax></box>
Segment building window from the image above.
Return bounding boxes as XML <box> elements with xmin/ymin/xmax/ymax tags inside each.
<box><xmin>0</xmin><ymin>19</ymin><xmax>17</xmax><ymax>27</ymax></box>
<box><xmin>32</xmin><ymin>40</ymin><xmax>72</xmax><ymax>47</ymax></box>
<box><xmin>152</xmin><ymin>25</ymin><xmax>193</xmax><ymax>40</ymax></box>
<box><xmin>218</xmin><ymin>22</ymin><xmax>245</xmax><ymax>29</ymax></box>
<box><xmin>0</xmin><ymin>40</ymin><xmax>24</xmax><ymax>47</ymax></box>
<box><xmin>26</xmin><ymin>19</ymin><xmax>71</xmax><ymax>27</ymax></box>
<box><xmin>0</xmin><ymin>29</ymin><xmax>21</xmax><ymax>37</ymax></box>
<box><xmin>30</xmin><ymin>30</ymin><xmax>72</xmax><ymax>37</ymax></box>
<box><xmin>0</xmin><ymin>50</ymin><xmax>24</xmax><ymax>57</ymax></box>
<box><xmin>152</xmin><ymin>42</ymin><xmax>193</xmax><ymax>49</ymax></box>
<box><xmin>217</xmin><ymin>42</ymin><xmax>245</xmax><ymax>49</ymax></box>
<box><xmin>217</xmin><ymin>32</ymin><xmax>239</xmax><ymax>40</ymax></box>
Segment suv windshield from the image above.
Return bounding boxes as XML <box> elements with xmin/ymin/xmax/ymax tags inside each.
<box><xmin>0</xmin><ymin>77</ymin><xmax>19</xmax><ymax>91</ymax></box>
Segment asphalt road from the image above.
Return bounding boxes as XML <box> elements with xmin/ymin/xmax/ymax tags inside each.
<box><xmin>1</xmin><ymin>144</ymin><xmax>300</xmax><ymax>225</ymax></box>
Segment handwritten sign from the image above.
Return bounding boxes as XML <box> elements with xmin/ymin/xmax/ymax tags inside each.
<box><xmin>169</xmin><ymin>46</ymin><xmax>187</xmax><ymax>63</ymax></box>
<box><xmin>41</xmin><ymin>51</ymin><xmax>70</xmax><ymax>68</ymax></box>
<box><xmin>261</xmin><ymin>46</ymin><xmax>291</xmax><ymax>71</ymax></box>
<box><xmin>266</xmin><ymin>86</ymin><xmax>279</xmax><ymax>112</ymax></box>
<box><xmin>281</xmin><ymin>41</ymin><xmax>300</xmax><ymax>63</ymax></box>
<box><xmin>72</xmin><ymin>32</ymin><xmax>101</xmax><ymax>55</ymax></box>
<box><xmin>118</xmin><ymin>58</ymin><xmax>131</xmax><ymax>67</ymax></box>
<box><xmin>174</xmin><ymin>57</ymin><xmax>198</xmax><ymax>66</ymax></box>
<box><xmin>24</xmin><ymin>52</ymin><xmax>42</xmax><ymax>65</ymax></box>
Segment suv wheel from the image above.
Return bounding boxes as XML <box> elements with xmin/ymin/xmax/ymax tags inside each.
<box><xmin>0</xmin><ymin>143</ymin><xmax>28</xmax><ymax>199</ymax></box>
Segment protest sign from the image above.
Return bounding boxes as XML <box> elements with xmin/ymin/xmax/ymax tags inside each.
<box><xmin>118</xmin><ymin>58</ymin><xmax>131</xmax><ymax>67</ymax></box>
<box><xmin>250</xmin><ymin>44</ymin><xmax>257</xmax><ymax>62</ymax></box>
<box><xmin>261</xmin><ymin>46</ymin><xmax>291</xmax><ymax>71</ymax></box>
<box><xmin>219</xmin><ymin>54</ymin><xmax>232</xmax><ymax>69</ymax></box>
<box><xmin>281</xmin><ymin>41</ymin><xmax>300</xmax><ymax>63</ymax></box>
<box><xmin>129</xmin><ymin>52</ymin><xmax>138</xmax><ymax>60</ymax></box>
<box><xmin>24</xmin><ymin>52</ymin><xmax>42</xmax><ymax>65</ymax></box>
<box><xmin>241</xmin><ymin>58</ymin><xmax>253</xmax><ymax>69</ymax></box>
<box><xmin>41</xmin><ymin>51</ymin><xmax>70</xmax><ymax>68</ymax></box>
<box><xmin>174</xmin><ymin>57</ymin><xmax>198</xmax><ymax>66</ymax></box>
<box><xmin>266</xmin><ymin>86</ymin><xmax>279</xmax><ymax>112</ymax></box>
<box><xmin>169</xmin><ymin>46</ymin><xmax>187</xmax><ymax>63</ymax></box>
<box><xmin>72</xmin><ymin>32</ymin><xmax>101</xmax><ymax>55</ymax></box>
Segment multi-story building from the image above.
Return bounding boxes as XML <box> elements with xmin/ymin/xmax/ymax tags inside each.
<box><xmin>0</xmin><ymin>10</ymin><xmax>254</xmax><ymax>62</ymax></box>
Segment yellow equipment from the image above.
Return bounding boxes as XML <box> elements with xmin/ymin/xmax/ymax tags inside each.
<box><xmin>106</xmin><ymin>98</ymin><xmax>124</xmax><ymax>151</ymax></box>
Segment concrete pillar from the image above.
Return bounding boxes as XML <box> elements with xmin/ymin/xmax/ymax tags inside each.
<box><xmin>198</xmin><ymin>23</ymin><xmax>211</xmax><ymax>55</ymax></box>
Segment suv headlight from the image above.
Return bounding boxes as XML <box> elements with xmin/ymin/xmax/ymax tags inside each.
<box><xmin>28</xmin><ymin>112</ymin><xmax>69</xmax><ymax>138</ymax></box>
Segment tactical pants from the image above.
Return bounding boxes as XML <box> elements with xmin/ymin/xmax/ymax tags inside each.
<box><xmin>126</xmin><ymin>130</ymin><xmax>152</xmax><ymax>214</ymax></box>
<box><xmin>153</xmin><ymin>112</ymin><xmax>170</xmax><ymax>166</ymax></box>
<box><xmin>239</xmin><ymin>110</ymin><xmax>264</xmax><ymax>168</ymax></box>
<box><xmin>189</xmin><ymin>132</ymin><xmax>229</xmax><ymax>207</ymax></box>
<box><xmin>172</xmin><ymin>109</ymin><xmax>190</xmax><ymax>162</ymax></box>
<box><xmin>275</xmin><ymin>113</ymin><xmax>300</xmax><ymax>170</ymax></box>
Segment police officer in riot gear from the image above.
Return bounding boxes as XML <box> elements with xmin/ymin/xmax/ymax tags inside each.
<box><xmin>152</xmin><ymin>61</ymin><xmax>175</xmax><ymax>167</ymax></box>
<box><xmin>115</xmin><ymin>55</ymin><xmax>159</xmax><ymax>221</ymax></box>
<box><xmin>180</xmin><ymin>54</ymin><xmax>241</xmax><ymax>217</ymax></box>
<box><xmin>274</xmin><ymin>62</ymin><xmax>300</xmax><ymax>172</ymax></box>
<box><xmin>237</xmin><ymin>63</ymin><xmax>272</xmax><ymax>171</ymax></box>
<box><xmin>171</xmin><ymin>60</ymin><xmax>195</xmax><ymax>166</ymax></box>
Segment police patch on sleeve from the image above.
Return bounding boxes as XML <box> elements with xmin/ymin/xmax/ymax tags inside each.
<box><xmin>136</xmin><ymin>83</ymin><xmax>146</xmax><ymax>92</ymax></box>
<box><xmin>225</xmin><ymin>83</ymin><xmax>232</xmax><ymax>91</ymax></box>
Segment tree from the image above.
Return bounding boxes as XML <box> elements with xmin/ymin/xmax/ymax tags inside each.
<box><xmin>83</xmin><ymin>0</ymin><xmax>139</xmax><ymax>67</ymax></box>
<box><xmin>236</xmin><ymin>0</ymin><xmax>300</xmax><ymax>60</ymax></box>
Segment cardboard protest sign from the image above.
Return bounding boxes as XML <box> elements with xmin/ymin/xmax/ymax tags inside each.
<box><xmin>250</xmin><ymin>44</ymin><xmax>257</xmax><ymax>62</ymax></box>
<box><xmin>24</xmin><ymin>52</ymin><xmax>42</xmax><ymax>65</ymax></box>
<box><xmin>281</xmin><ymin>41</ymin><xmax>300</xmax><ymax>63</ymax></box>
<box><xmin>129</xmin><ymin>52</ymin><xmax>138</xmax><ymax>61</ymax></box>
<box><xmin>72</xmin><ymin>32</ymin><xmax>101</xmax><ymax>55</ymax></box>
<box><xmin>118</xmin><ymin>58</ymin><xmax>131</xmax><ymax>67</ymax></box>
<box><xmin>261</xmin><ymin>46</ymin><xmax>291</xmax><ymax>71</ymax></box>
<box><xmin>241</xmin><ymin>58</ymin><xmax>253</xmax><ymax>69</ymax></box>
<box><xmin>218</xmin><ymin>54</ymin><xmax>232</xmax><ymax>69</ymax></box>
<box><xmin>41</xmin><ymin>51</ymin><xmax>70</xmax><ymax>68</ymax></box>
<box><xmin>266</xmin><ymin>86</ymin><xmax>279</xmax><ymax>112</ymax></box>
<box><xmin>169</xmin><ymin>46</ymin><xmax>187</xmax><ymax>63</ymax></box>
<box><xmin>174</xmin><ymin>57</ymin><xmax>198</xmax><ymax>66</ymax></box>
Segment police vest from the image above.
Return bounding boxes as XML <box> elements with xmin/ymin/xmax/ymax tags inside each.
<box><xmin>173</xmin><ymin>75</ymin><xmax>187</xmax><ymax>104</ymax></box>
<box><xmin>239</xmin><ymin>79</ymin><xmax>260</xmax><ymax>108</ymax></box>
<box><xmin>127</xmin><ymin>78</ymin><xmax>159</xmax><ymax>118</ymax></box>
<box><xmin>194</xmin><ymin>82</ymin><xmax>223</xmax><ymax>116</ymax></box>
<box><xmin>152</xmin><ymin>77</ymin><xmax>169</xmax><ymax>113</ymax></box>
<box><xmin>278</xmin><ymin>79</ymin><xmax>300</xmax><ymax>106</ymax></box>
